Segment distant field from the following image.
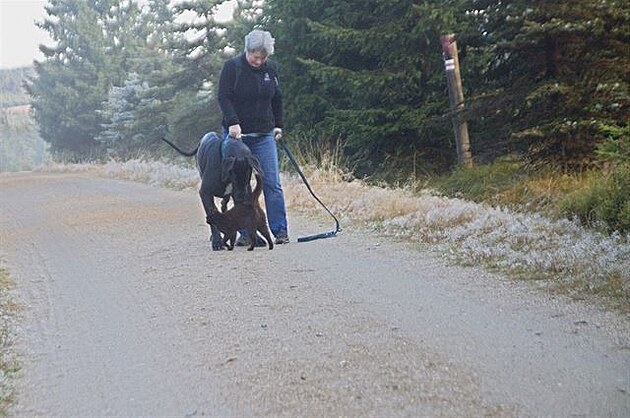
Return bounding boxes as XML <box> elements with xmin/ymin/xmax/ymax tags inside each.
<box><xmin>4</xmin><ymin>105</ymin><xmax>31</xmax><ymax>115</ymax></box>
<box><xmin>0</xmin><ymin>104</ymin><xmax>47</xmax><ymax>172</ymax></box>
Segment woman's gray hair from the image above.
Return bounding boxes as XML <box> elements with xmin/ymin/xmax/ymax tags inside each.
<box><xmin>244</xmin><ymin>30</ymin><xmax>275</xmax><ymax>55</ymax></box>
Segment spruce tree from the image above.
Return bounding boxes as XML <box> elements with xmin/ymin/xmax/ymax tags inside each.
<box><xmin>463</xmin><ymin>0</ymin><xmax>630</xmax><ymax>167</ymax></box>
<box><xmin>97</xmin><ymin>1</ymin><xmax>175</xmax><ymax>156</ymax></box>
<box><xmin>28</xmin><ymin>0</ymin><xmax>115</xmax><ymax>158</ymax></box>
<box><xmin>263</xmin><ymin>0</ymin><xmax>461</xmax><ymax>176</ymax></box>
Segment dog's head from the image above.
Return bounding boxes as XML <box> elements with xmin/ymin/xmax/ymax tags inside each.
<box><xmin>221</xmin><ymin>138</ymin><xmax>263</xmax><ymax>203</ymax></box>
<box><xmin>205</xmin><ymin>209</ymin><xmax>223</xmax><ymax>228</ymax></box>
<box><xmin>221</xmin><ymin>155</ymin><xmax>262</xmax><ymax>204</ymax></box>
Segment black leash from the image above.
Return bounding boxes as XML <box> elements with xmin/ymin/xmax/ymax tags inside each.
<box><xmin>278</xmin><ymin>140</ymin><xmax>341</xmax><ymax>242</ymax></box>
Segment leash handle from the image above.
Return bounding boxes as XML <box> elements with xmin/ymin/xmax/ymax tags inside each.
<box><xmin>297</xmin><ymin>230</ymin><xmax>337</xmax><ymax>242</ymax></box>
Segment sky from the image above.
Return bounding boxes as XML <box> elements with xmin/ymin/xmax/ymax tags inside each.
<box><xmin>0</xmin><ymin>0</ymin><xmax>236</xmax><ymax>70</ymax></box>
<box><xmin>0</xmin><ymin>0</ymin><xmax>50</xmax><ymax>69</ymax></box>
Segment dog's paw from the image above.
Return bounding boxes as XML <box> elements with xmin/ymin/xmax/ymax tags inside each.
<box><xmin>210</xmin><ymin>234</ymin><xmax>225</xmax><ymax>251</ymax></box>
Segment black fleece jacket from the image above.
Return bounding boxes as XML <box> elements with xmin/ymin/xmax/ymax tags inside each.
<box><xmin>218</xmin><ymin>53</ymin><xmax>284</xmax><ymax>134</ymax></box>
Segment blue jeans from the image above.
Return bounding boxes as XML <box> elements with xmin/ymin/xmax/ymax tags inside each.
<box><xmin>223</xmin><ymin>129</ymin><xmax>288</xmax><ymax>236</ymax></box>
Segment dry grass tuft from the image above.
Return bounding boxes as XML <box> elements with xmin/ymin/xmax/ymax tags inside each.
<box><xmin>103</xmin><ymin>159</ymin><xmax>199</xmax><ymax>190</ymax></box>
<box><xmin>34</xmin><ymin>161</ymin><xmax>100</xmax><ymax>174</ymax></box>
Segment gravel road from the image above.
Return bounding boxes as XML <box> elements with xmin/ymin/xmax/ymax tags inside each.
<box><xmin>1</xmin><ymin>171</ymin><xmax>629</xmax><ymax>417</ymax></box>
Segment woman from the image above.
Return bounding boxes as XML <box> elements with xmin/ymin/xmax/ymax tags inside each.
<box><xmin>218</xmin><ymin>29</ymin><xmax>289</xmax><ymax>245</ymax></box>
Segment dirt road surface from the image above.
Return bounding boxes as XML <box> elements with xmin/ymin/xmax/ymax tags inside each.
<box><xmin>1</xmin><ymin>171</ymin><xmax>629</xmax><ymax>417</ymax></box>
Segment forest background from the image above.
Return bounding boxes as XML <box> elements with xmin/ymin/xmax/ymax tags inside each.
<box><xmin>1</xmin><ymin>0</ymin><xmax>629</xmax><ymax>234</ymax></box>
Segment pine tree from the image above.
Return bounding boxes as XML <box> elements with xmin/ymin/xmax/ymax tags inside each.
<box><xmin>28</xmin><ymin>0</ymin><xmax>115</xmax><ymax>158</ymax></box>
<box><xmin>161</xmin><ymin>0</ymin><xmax>230</xmax><ymax>147</ymax></box>
<box><xmin>463</xmin><ymin>0</ymin><xmax>630</xmax><ymax>167</ymax></box>
<box><xmin>263</xmin><ymin>0</ymin><xmax>461</xmax><ymax>176</ymax></box>
<box><xmin>96</xmin><ymin>72</ymin><xmax>146</xmax><ymax>157</ymax></box>
<box><xmin>97</xmin><ymin>1</ymin><xmax>174</xmax><ymax>156</ymax></box>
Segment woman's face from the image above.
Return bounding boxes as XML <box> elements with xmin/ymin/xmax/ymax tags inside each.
<box><xmin>246</xmin><ymin>50</ymin><xmax>268</xmax><ymax>68</ymax></box>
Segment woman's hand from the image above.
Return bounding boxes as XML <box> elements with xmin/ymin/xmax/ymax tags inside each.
<box><xmin>228</xmin><ymin>124</ymin><xmax>242</xmax><ymax>139</ymax></box>
<box><xmin>273</xmin><ymin>127</ymin><xmax>283</xmax><ymax>141</ymax></box>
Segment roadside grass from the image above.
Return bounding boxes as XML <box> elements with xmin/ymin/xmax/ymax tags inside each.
<box><xmin>40</xmin><ymin>157</ymin><xmax>630</xmax><ymax>313</ymax></box>
<box><xmin>103</xmin><ymin>159</ymin><xmax>199</xmax><ymax>189</ymax></box>
<box><xmin>34</xmin><ymin>159</ymin><xmax>98</xmax><ymax>174</ymax></box>
<box><xmin>431</xmin><ymin>160</ymin><xmax>581</xmax><ymax>214</ymax></box>
<box><xmin>559</xmin><ymin>164</ymin><xmax>630</xmax><ymax>234</ymax></box>
<box><xmin>424</xmin><ymin>162</ymin><xmax>630</xmax><ymax>308</ymax></box>
<box><xmin>0</xmin><ymin>267</ymin><xmax>20</xmax><ymax>416</ymax></box>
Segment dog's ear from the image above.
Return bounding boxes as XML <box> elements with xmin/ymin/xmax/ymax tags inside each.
<box><xmin>221</xmin><ymin>157</ymin><xmax>236</xmax><ymax>182</ymax></box>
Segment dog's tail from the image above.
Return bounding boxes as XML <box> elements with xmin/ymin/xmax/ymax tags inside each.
<box><xmin>252</xmin><ymin>173</ymin><xmax>263</xmax><ymax>203</ymax></box>
<box><xmin>161</xmin><ymin>137</ymin><xmax>199</xmax><ymax>157</ymax></box>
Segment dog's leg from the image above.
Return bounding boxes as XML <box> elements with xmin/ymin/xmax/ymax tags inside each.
<box><xmin>220</xmin><ymin>194</ymin><xmax>231</xmax><ymax>213</ymax></box>
<box><xmin>209</xmin><ymin>222</ymin><xmax>224</xmax><ymax>251</ymax></box>
<box><xmin>227</xmin><ymin>232</ymin><xmax>236</xmax><ymax>250</ymax></box>
<box><xmin>259</xmin><ymin>226</ymin><xmax>274</xmax><ymax>250</ymax></box>
<box><xmin>246</xmin><ymin>226</ymin><xmax>257</xmax><ymax>251</ymax></box>
<box><xmin>223</xmin><ymin>233</ymin><xmax>234</xmax><ymax>251</ymax></box>
<box><xmin>199</xmin><ymin>190</ymin><xmax>224</xmax><ymax>251</ymax></box>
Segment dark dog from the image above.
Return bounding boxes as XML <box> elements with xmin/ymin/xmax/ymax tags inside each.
<box><xmin>207</xmin><ymin>173</ymin><xmax>273</xmax><ymax>251</ymax></box>
<box><xmin>161</xmin><ymin>132</ymin><xmax>261</xmax><ymax>250</ymax></box>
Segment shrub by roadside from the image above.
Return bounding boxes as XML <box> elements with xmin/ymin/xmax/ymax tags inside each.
<box><xmin>561</xmin><ymin>164</ymin><xmax>630</xmax><ymax>234</ymax></box>
<box><xmin>0</xmin><ymin>268</ymin><xmax>20</xmax><ymax>415</ymax></box>
<box><xmin>432</xmin><ymin>160</ymin><xmax>630</xmax><ymax>236</ymax></box>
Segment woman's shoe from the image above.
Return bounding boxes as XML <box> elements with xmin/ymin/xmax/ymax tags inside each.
<box><xmin>274</xmin><ymin>232</ymin><xmax>290</xmax><ymax>244</ymax></box>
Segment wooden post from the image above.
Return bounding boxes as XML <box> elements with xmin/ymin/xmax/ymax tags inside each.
<box><xmin>440</xmin><ymin>34</ymin><xmax>473</xmax><ymax>167</ymax></box>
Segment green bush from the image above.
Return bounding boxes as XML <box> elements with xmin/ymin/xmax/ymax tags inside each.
<box><xmin>433</xmin><ymin>160</ymin><xmax>528</xmax><ymax>202</ymax></box>
<box><xmin>561</xmin><ymin>122</ymin><xmax>630</xmax><ymax>234</ymax></box>
<box><xmin>597</xmin><ymin>122</ymin><xmax>630</xmax><ymax>165</ymax></box>
<box><xmin>431</xmin><ymin>158</ymin><xmax>629</xmax><ymax>234</ymax></box>
<box><xmin>561</xmin><ymin>165</ymin><xmax>630</xmax><ymax>234</ymax></box>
